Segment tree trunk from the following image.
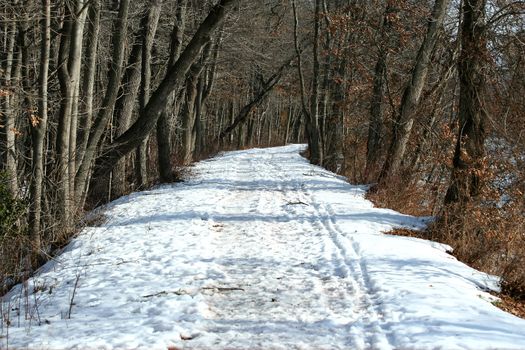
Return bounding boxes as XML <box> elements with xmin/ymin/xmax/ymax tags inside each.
<box><xmin>54</xmin><ymin>0</ymin><xmax>87</xmax><ymax>226</ymax></box>
<box><xmin>379</xmin><ymin>0</ymin><xmax>451</xmax><ymax>182</ymax></box>
<box><xmin>366</xmin><ymin>2</ymin><xmax>395</xmax><ymax>177</ymax></box>
<box><xmin>325</xmin><ymin>36</ymin><xmax>347</xmax><ymax>173</ymax></box>
<box><xmin>445</xmin><ymin>0</ymin><xmax>487</xmax><ymax>203</ymax></box>
<box><xmin>157</xmin><ymin>0</ymin><xmax>187</xmax><ymax>182</ymax></box>
<box><xmin>96</xmin><ymin>0</ymin><xmax>235</xmax><ymax>177</ymax></box>
<box><xmin>309</xmin><ymin>0</ymin><xmax>323</xmax><ymax>165</ymax></box>
<box><xmin>135</xmin><ymin>0</ymin><xmax>162</xmax><ymax>188</ymax></box>
<box><xmin>182</xmin><ymin>41</ymin><xmax>212</xmax><ymax>165</ymax></box>
<box><xmin>193</xmin><ymin>75</ymin><xmax>205</xmax><ymax>156</ymax></box>
<box><xmin>194</xmin><ymin>30</ymin><xmax>222</xmax><ymax>156</ymax></box>
<box><xmin>67</xmin><ymin>0</ymin><xmax>88</xmax><ymax>210</ymax></box>
<box><xmin>1</xmin><ymin>0</ymin><xmax>19</xmax><ymax>195</ymax></box>
<box><xmin>111</xmin><ymin>41</ymin><xmax>142</xmax><ymax>198</ymax></box>
<box><xmin>75</xmin><ymin>0</ymin><xmax>130</xmax><ymax>206</ymax></box>
<box><xmin>28</xmin><ymin>0</ymin><xmax>50</xmax><ymax>252</ymax></box>
<box><xmin>291</xmin><ymin>0</ymin><xmax>322</xmax><ymax>165</ymax></box>
<box><xmin>77</xmin><ymin>0</ymin><xmax>100</xmax><ymax>172</ymax></box>
<box><xmin>181</xmin><ymin>74</ymin><xmax>199</xmax><ymax>164</ymax></box>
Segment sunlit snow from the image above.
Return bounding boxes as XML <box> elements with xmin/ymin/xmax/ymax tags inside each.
<box><xmin>2</xmin><ymin>145</ymin><xmax>524</xmax><ymax>349</ymax></box>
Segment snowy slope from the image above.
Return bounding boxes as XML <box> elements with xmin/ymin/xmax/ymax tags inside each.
<box><xmin>2</xmin><ymin>144</ymin><xmax>525</xmax><ymax>350</ymax></box>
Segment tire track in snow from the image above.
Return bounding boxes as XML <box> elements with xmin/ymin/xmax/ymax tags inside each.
<box><xmin>304</xmin><ymin>187</ymin><xmax>393</xmax><ymax>350</ymax></box>
<box><xmin>264</xmin><ymin>157</ymin><xmax>360</xmax><ymax>330</ymax></box>
<box><xmin>197</xmin><ymin>153</ymin><xmax>330</xmax><ymax>334</ymax></box>
<box><xmin>192</xmin><ymin>149</ymin><xmax>392</xmax><ymax>349</ymax></box>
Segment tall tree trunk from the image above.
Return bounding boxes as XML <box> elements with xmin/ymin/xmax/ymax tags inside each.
<box><xmin>157</xmin><ymin>0</ymin><xmax>187</xmax><ymax>182</ymax></box>
<box><xmin>181</xmin><ymin>40</ymin><xmax>213</xmax><ymax>165</ymax></box>
<box><xmin>181</xmin><ymin>67</ymin><xmax>202</xmax><ymax>164</ymax></box>
<box><xmin>325</xmin><ymin>33</ymin><xmax>348</xmax><ymax>173</ymax></box>
<box><xmin>194</xmin><ymin>30</ymin><xmax>222</xmax><ymax>156</ymax></box>
<box><xmin>445</xmin><ymin>0</ymin><xmax>487</xmax><ymax>203</ymax></box>
<box><xmin>193</xmin><ymin>75</ymin><xmax>206</xmax><ymax>156</ymax></box>
<box><xmin>67</xmin><ymin>0</ymin><xmax>88</xmax><ymax>209</ymax></box>
<box><xmin>366</xmin><ymin>2</ymin><xmax>395</xmax><ymax>177</ymax></box>
<box><xmin>135</xmin><ymin>0</ymin><xmax>162</xmax><ymax>188</ymax></box>
<box><xmin>111</xmin><ymin>41</ymin><xmax>142</xmax><ymax>198</ymax></box>
<box><xmin>1</xmin><ymin>0</ymin><xmax>19</xmax><ymax>195</ymax></box>
<box><xmin>320</xmin><ymin>0</ymin><xmax>339</xmax><ymax>171</ymax></box>
<box><xmin>95</xmin><ymin>0</ymin><xmax>235</xmax><ymax>178</ymax></box>
<box><xmin>75</xmin><ymin>0</ymin><xmax>130</xmax><ymax>206</ymax></box>
<box><xmin>366</xmin><ymin>51</ymin><xmax>386</xmax><ymax>173</ymax></box>
<box><xmin>291</xmin><ymin>0</ymin><xmax>323</xmax><ymax>165</ymax></box>
<box><xmin>19</xmin><ymin>0</ymin><xmax>35</xmax><ymax>182</ymax></box>
<box><xmin>28</xmin><ymin>0</ymin><xmax>51</xmax><ymax>254</ymax></box>
<box><xmin>56</xmin><ymin>0</ymin><xmax>88</xmax><ymax>226</ymax></box>
<box><xmin>379</xmin><ymin>0</ymin><xmax>451</xmax><ymax>182</ymax></box>
<box><xmin>309</xmin><ymin>0</ymin><xmax>323</xmax><ymax>165</ymax></box>
<box><xmin>77</xmin><ymin>0</ymin><xmax>100</xmax><ymax>170</ymax></box>
<box><xmin>410</xmin><ymin>50</ymin><xmax>458</xmax><ymax>173</ymax></box>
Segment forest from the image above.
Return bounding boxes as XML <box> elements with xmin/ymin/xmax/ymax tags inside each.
<box><xmin>1</xmin><ymin>0</ymin><xmax>524</xmax><ymax>310</ymax></box>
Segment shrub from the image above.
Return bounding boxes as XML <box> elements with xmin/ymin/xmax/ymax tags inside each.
<box><xmin>0</xmin><ymin>172</ymin><xmax>25</xmax><ymax>240</ymax></box>
<box><xmin>0</xmin><ymin>172</ymin><xmax>28</xmax><ymax>295</ymax></box>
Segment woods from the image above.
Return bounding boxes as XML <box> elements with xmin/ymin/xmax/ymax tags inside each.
<box><xmin>1</xmin><ymin>0</ymin><xmax>524</xmax><ymax>302</ymax></box>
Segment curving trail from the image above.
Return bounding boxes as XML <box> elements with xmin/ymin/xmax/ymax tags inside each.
<box><xmin>3</xmin><ymin>145</ymin><xmax>525</xmax><ymax>350</ymax></box>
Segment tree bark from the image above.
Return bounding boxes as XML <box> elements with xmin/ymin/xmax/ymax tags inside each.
<box><xmin>111</xmin><ymin>41</ymin><xmax>142</xmax><ymax>198</ymax></box>
<box><xmin>309</xmin><ymin>0</ymin><xmax>323</xmax><ymax>165</ymax></box>
<box><xmin>366</xmin><ymin>2</ymin><xmax>396</xmax><ymax>177</ymax></box>
<box><xmin>445</xmin><ymin>0</ymin><xmax>488</xmax><ymax>203</ymax></box>
<box><xmin>77</xmin><ymin>0</ymin><xmax>101</xmax><ymax>172</ymax></box>
<box><xmin>95</xmin><ymin>0</ymin><xmax>236</xmax><ymax>177</ymax></box>
<box><xmin>28</xmin><ymin>0</ymin><xmax>50</xmax><ymax>252</ymax></box>
<box><xmin>182</xmin><ymin>42</ymin><xmax>212</xmax><ymax>165</ymax></box>
<box><xmin>1</xmin><ymin>0</ymin><xmax>19</xmax><ymax>195</ymax></box>
<box><xmin>75</xmin><ymin>0</ymin><xmax>131</xmax><ymax>206</ymax></box>
<box><xmin>68</xmin><ymin>0</ymin><xmax>89</xmax><ymax>209</ymax></box>
<box><xmin>157</xmin><ymin>0</ymin><xmax>187</xmax><ymax>182</ymax></box>
<box><xmin>194</xmin><ymin>30</ymin><xmax>222</xmax><ymax>156</ymax></box>
<box><xmin>325</xmin><ymin>31</ymin><xmax>348</xmax><ymax>173</ymax></box>
<box><xmin>55</xmin><ymin>0</ymin><xmax>88</xmax><ymax>226</ymax></box>
<box><xmin>379</xmin><ymin>0</ymin><xmax>451</xmax><ymax>182</ymax></box>
<box><xmin>56</xmin><ymin>5</ymin><xmax>74</xmax><ymax>226</ymax></box>
<box><xmin>135</xmin><ymin>0</ymin><xmax>163</xmax><ymax>188</ymax></box>
<box><xmin>291</xmin><ymin>0</ymin><xmax>322</xmax><ymax>165</ymax></box>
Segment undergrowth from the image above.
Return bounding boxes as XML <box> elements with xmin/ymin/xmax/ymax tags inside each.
<box><xmin>0</xmin><ymin>172</ymin><xmax>29</xmax><ymax>295</ymax></box>
<box><xmin>367</xmin><ymin>167</ymin><xmax>525</xmax><ymax>319</ymax></box>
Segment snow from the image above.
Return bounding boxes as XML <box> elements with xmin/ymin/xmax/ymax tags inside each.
<box><xmin>2</xmin><ymin>144</ymin><xmax>525</xmax><ymax>350</ymax></box>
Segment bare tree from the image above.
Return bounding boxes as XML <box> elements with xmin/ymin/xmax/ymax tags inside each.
<box><xmin>365</xmin><ymin>1</ymin><xmax>396</xmax><ymax>177</ymax></box>
<box><xmin>157</xmin><ymin>0</ymin><xmax>188</xmax><ymax>182</ymax></box>
<box><xmin>1</xmin><ymin>0</ymin><xmax>20</xmax><ymax>195</ymax></box>
<box><xmin>75</xmin><ymin>0</ymin><xmax>131</xmax><ymax>206</ymax></box>
<box><xmin>94</xmin><ymin>0</ymin><xmax>236</xmax><ymax>177</ymax></box>
<box><xmin>136</xmin><ymin>0</ymin><xmax>163</xmax><ymax>187</ymax></box>
<box><xmin>379</xmin><ymin>0</ymin><xmax>451</xmax><ymax>182</ymax></box>
<box><xmin>291</xmin><ymin>0</ymin><xmax>323</xmax><ymax>165</ymax></box>
<box><xmin>445</xmin><ymin>0</ymin><xmax>488</xmax><ymax>203</ymax></box>
<box><xmin>28</xmin><ymin>0</ymin><xmax>51</xmax><ymax>253</ymax></box>
<box><xmin>55</xmin><ymin>0</ymin><xmax>88</xmax><ymax>226</ymax></box>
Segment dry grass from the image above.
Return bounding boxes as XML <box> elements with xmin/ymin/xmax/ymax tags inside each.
<box><xmin>366</xmin><ymin>174</ymin><xmax>441</xmax><ymax>217</ymax></box>
<box><xmin>388</xmin><ymin>225</ymin><xmax>525</xmax><ymax>320</ymax></box>
<box><xmin>0</xmin><ymin>235</ymin><xmax>31</xmax><ymax>296</ymax></box>
<box><xmin>492</xmin><ymin>292</ymin><xmax>525</xmax><ymax>319</ymax></box>
<box><xmin>370</xmin><ymin>178</ymin><xmax>525</xmax><ymax>319</ymax></box>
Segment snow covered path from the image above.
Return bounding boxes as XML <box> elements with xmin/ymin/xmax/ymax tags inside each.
<box><xmin>2</xmin><ymin>145</ymin><xmax>525</xmax><ymax>349</ymax></box>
